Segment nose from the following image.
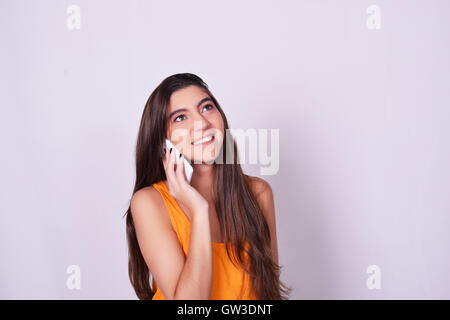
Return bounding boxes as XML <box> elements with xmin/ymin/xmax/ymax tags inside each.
<box><xmin>191</xmin><ymin>112</ymin><xmax>211</xmax><ymax>134</ymax></box>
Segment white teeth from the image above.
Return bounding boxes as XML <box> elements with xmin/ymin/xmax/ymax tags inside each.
<box><xmin>193</xmin><ymin>135</ymin><xmax>213</xmax><ymax>145</ymax></box>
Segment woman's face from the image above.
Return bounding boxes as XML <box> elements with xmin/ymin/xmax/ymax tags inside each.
<box><xmin>166</xmin><ymin>85</ymin><xmax>224</xmax><ymax>164</ymax></box>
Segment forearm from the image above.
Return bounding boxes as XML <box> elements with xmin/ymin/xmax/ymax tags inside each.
<box><xmin>173</xmin><ymin>207</ymin><xmax>213</xmax><ymax>300</ymax></box>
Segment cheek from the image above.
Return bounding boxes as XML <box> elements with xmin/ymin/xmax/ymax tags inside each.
<box><xmin>211</xmin><ymin>116</ymin><xmax>224</xmax><ymax>142</ymax></box>
<box><xmin>210</xmin><ymin>114</ymin><xmax>224</xmax><ymax>131</ymax></box>
<box><xmin>168</xmin><ymin>126</ymin><xmax>192</xmax><ymax>153</ymax></box>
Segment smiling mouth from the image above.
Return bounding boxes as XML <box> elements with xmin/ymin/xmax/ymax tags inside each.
<box><xmin>191</xmin><ymin>135</ymin><xmax>215</xmax><ymax>146</ymax></box>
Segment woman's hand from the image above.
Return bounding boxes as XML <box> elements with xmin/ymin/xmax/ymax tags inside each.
<box><xmin>162</xmin><ymin>147</ymin><xmax>209</xmax><ymax>216</ymax></box>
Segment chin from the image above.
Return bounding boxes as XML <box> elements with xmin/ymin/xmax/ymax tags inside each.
<box><xmin>189</xmin><ymin>155</ymin><xmax>217</xmax><ymax>165</ymax></box>
<box><xmin>188</xmin><ymin>143</ymin><xmax>222</xmax><ymax>164</ymax></box>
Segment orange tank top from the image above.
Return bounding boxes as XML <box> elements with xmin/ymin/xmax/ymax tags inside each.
<box><xmin>150</xmin><ymin>177</ymin><xmax>257</xmax><ymax>300</ymax></box>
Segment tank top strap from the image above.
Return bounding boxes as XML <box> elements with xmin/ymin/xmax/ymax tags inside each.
<box><xmin>152</xmin><ymin>180</ymin><xmax>179</xmax><ymax>213</ymax></box>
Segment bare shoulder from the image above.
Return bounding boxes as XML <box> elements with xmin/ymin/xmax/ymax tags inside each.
<box><xmin>246</xmin><ymin>175</ymin><xmax>278</xmax><ymax>264</ymax></box>
<box><xmin>131</xmin><ymin>186</ymin><xmax>159</xmax><ymax>210</ymax></box>
<box><xmin>129</xmin><ymin>185</ymin><xmax>186</xmax><ymax>300</ymax></box>
<box><xmin>246</xmin><ymin>175</ymin><xmax>273</xmax><ymax>200</ymax></box>
<box><xmin>130</xmin><ymin>185</ymin><xmax>170</xmax><ymax>225</ymax></box>
<box><xmin>131</xmin><ymin>185</ymin><xmax>161</xmax><ymax>199</ymax></box>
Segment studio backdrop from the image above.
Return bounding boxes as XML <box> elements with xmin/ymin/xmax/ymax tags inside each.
<box><xmin>0</xmin><ymin>0</ymin><xmax>449</xmax><ymax>299</ymax></box>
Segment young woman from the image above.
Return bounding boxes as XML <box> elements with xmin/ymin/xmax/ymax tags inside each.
<box><xmin>124</xmin><ymin>73</ymin><xmax>291</xmax><ymax>300</ymax></box>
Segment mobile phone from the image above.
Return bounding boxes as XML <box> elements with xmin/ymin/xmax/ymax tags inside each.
<box><xmin>165</xmin><ymin>138</ymin><xmax>194</xmax><ymax>183</ymax></box>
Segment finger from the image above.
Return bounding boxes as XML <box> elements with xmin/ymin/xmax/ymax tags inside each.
<box><xmin>162</xmin><ymin>147</ymin><xmax>169</xmax><ymax>173</ymax></box>
<box><xmin>162</xmin><ymin>146</ymin><xmax>167</xmax><ymax>164</ymax></box>
<box><xmin>175</xmin><ymin>153</ymin><xmax>187</xmax><ymax>183</ymax></box>
<box><xmin>166</xmin><ymin>147</ymin><xmax>177</xmax><ymax>186</ymax></box>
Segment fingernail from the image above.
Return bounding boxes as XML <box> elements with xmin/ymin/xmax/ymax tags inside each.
<box><xmin>170</xmin><ymin>148</ymin><xmax>173</xmax><ymax>153</ymax></box>
<box><xmin>163</xmin><ymin>147</ymin><xmax>166</xmax><ymax>154</ymax></box>
<box><xmin>179</xmin><ymin>153</ymin><xmax>182</xmax><ymax>158</ymax></box>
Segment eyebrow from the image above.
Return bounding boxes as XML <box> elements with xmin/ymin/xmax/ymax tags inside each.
<box><xmin>168</xmin><ymin>97</ymin><xmax>213</xmax><ymax>119</ymax></box>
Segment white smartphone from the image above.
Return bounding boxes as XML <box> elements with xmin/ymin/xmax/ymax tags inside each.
<box><xmin>165</xmin><ymin>138</ymin><xmax>193</xmax><ymax>183</ymax></box>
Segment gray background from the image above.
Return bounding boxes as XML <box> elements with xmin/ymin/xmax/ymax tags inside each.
<box><xmin>1</xmin><ymin>0</ymin><xmax>449</xmax><ymax>299</ymax></box>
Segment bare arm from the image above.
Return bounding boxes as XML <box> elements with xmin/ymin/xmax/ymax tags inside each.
<box><xmin>250</xmin><ymin>177</ymin><xmax>279</xmax><ymax>266</ymax></box>
<box><xmin>131</xmin><ymin>188</ymin><xmax>213</xmax><ymax>300</ymax></box>
<box><xmin>173</xmin><ymin>205</ymin><xmax>213</xmax><ymax>299</ymax></box>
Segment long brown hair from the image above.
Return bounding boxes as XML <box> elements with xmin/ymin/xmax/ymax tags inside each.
<box><xmin>124</xmin><ymin>73</ymin><xmax>291</xmax><ymax>299</ymax></box>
